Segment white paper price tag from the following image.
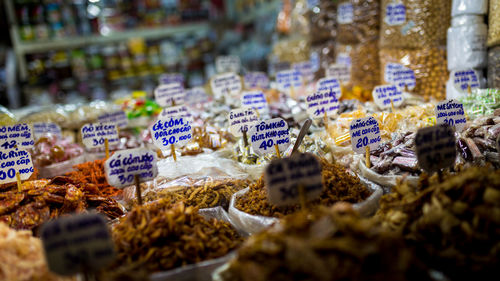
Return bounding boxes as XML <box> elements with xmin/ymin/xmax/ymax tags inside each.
<box><xmin>154</xmin><ymin>82</ymin><xmax>185</xmax><ymax>107</ymax></box>
<box><xmin>241</xmin><ymin>91</ymin><xmax>269</xmax><ymax>113</ymax></box>
<box><xmin>326</xmin><ymin>64</ymin><xmax>351</xmax><ymax>84</ymax></box>
<box><xmin>159</xmin><ymin>105</ymin><xmax>192</xmax><ymax>120</ymax></box>
<box><xmin>276</xmin><ymin>70</ymin><xmax>303</xmax><ymax>94</ymax></box>
<box><xmin>210</xmin><ymin>72</ymin><xmax>242</xmax><ymax>99</ymax></box>
<box><xmin>0</xmin><ymin>148</ymin><xmax>33</xmax><ymax>184</ymax></box>
<box><xmin>228</xmin><ymin>108</ymin><xmax>259</xmax><ymax>137</ymax></box>
<box><xmin>104</xmin><ymin>148</ymin><xmax>158</xmax><ymax>188</ymax></box>
<box><xmin>98</xmin><ymin>111</ymin><xmax>128</xmax><ymax>129</ymax></box>
<box><xmin>385</xmin><ymin>3</ymin><xmax>406</xmax><ymax>25</ymax></box>
<box><xmin>244</xmin><ymin>72</ymin><xmax>270</xmax><ymax>89</ymax></box>
<box><xmin>292</xmin><ymin>61</ymin><xmax>315</xmax><ymax>83</ymax></box>
<box><xmin>415</xmin><ymin>125</ymin><xmax>457</xmax><ymax>173</ymax></box>
<box><xmin>216</xmin><ymin>55</ymin><xmax>241</xmax><ymax>74</ymax></box>
<box><xmin>249</xmin><ymin>118</ymin><xmax>291</xmax><ymax>156</ymax></box>
<box><xmin>384</xmin><ymin>63</ymin><xmax>416</xmax><ymax>90</ymax></box>
<box><xmin>265</xmin><ymin>153</ymin><xmax>323</xmax><ymax>206</ymax></box>
<box><xmin>435</xmin><ymin>99</ymin><xmax>467</xmax><ymax>132</ymax></box>
<box><xmin>316</xmin><ymin>77</ymin><xmax>342</xmax><ymax>97</ymax></box>
<box><xmin>310</xmin><ymin>51</ymin><xmax>320</xmax><ymax>72</ymax></box>
<box><xmin>337</xmin><ymin>3</ymin><xmax>353</xmax><ymax>24</ymax></box>
<box><xmin>336</xmin><ymin>52</ymin><xmax>352</xmax><ymax>67</ymax></box>
<box><xmin>81</xmin><ymin>123</ymin><xmax>119</xmax><ymax>149</ymax></box>
<box><xmin>33</xmin><ymin>122</ymin><xmax>62</xmax><ymax>139</ymax></box>
<box><xmin>159</xmin><ymin>73</ymin><xmax>184</xmax><ymax>85</ymax></box>
<box><xmin>451</xmin><ymin>69</ymin><xmax>480</xmax><ymax>93</ymax></box>
<box><xmin>0</xmin><ymin>123</ymin><xmax>34</xmax><ymax>150</ymax></box>
<box><xmin>349</xmin><ymin>117</ymin><xmax>382</xmax><ymax>153</ymax></box>
<box><xmin>372</xmin><ymin>85</ymin><xmax>404</xmax><ymax>109</ymax></box>
<box><xmin>185</xmin><ymin>87</ymin><xmax>210</xmax><ymax>105</ymax></box>
<box><xmin>305</xmin><ymin>89</ymin><xmax>340</xmax><ymax>118</ymax></box>
<box><xmin>41</xmin><ymin>213</ymin><xmax>115</xmax><ymax>276</ymax></box>
<box><xmin>150</xmin><ymin>116</ymin><xmax>192</xmax><ymax>148</ymax></box>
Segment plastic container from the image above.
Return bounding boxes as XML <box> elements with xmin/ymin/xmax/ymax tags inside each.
<box><xmin>488</xmin><ymin>46</ymin><xmax>500</xmax><ymax>89</ymax></box>
<box><xmin>452</xmin><ymin>0</ymin><xmax>488</xmax><ymax>16</ymax></box>
<box><xmin>488</xmin><ymin>0</ymin><xmax>500</xmax><ymax>47</ymax></box>
<box><xmin>336</xmin><ymin>0</ymin><xmax>380</xmax><ymax>44</ymax></box>
<box><xmin>447</xmin><ymin>15</ymin><xmax>487</xmax><ymax>70</ymax></box>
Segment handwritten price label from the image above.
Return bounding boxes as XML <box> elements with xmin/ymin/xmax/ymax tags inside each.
<box><xmin>337</xmin><ymin>2</ymin><xmax>353</xmax><ymax>24</ymax></box>
<box><xmin>265</xmin><ymin>153</ymin><xmax>322</xmax><ymax>206</ymax></box>
<box><xmin>81</xmin><ymin>123</ymin><xmax>119</xmax><ymax>149</ymax></box>
<box><xmin>159</xmin><ymin>105</ymin><xmax>192</xmax><ymax>120</ymax></box>
<box><xmin>249</xmin><ymin>118</ymin><xmax>290</xmax><ymax>156</ymax></box>
<box><xmin>305</xmin><ymin>88</ymin><xmax>340</xmax><ymax>118</ymax></box>
<box><xmin>316</xmin><ymin>77</ymin><xmax>342</xmax><ymax>97</ymax></box>
<box><xmin>33</xmin><ymin>122</ymin><xmax>62</xmax><ymax>140</ymax></box>
<box><xmin>210</xmin><ymin>72</ymin><xmax>242</xmax><ymax>99</ymax></box>
<box><xmin>244</xmin><ymin>72</ymin><xmax>270</xmax><ymax>89</ymax></box>
<box><xmin>150</xmin><ymin>117</ymin><xmax>192</xmax><ymax>148</ymax></box>
<box><xmin>228</xmin><ymin>107</ymin><xmax>259</xmax><ymax>137</ymax></box>
<box><xmin>216</xmin><ymin>55</ymin><xmax>241</xmax><ymax>74</ymax></box>
<box><xmin>159</xmin><ymin>73</ymin><xmax>184</xmax><ymax>85</ymax></box>
<box><xmin>385</xmin><ymin>3</ymin><xmax>406</xmax><ymax>25</ymax></box>
<box><xmin>0</xmin><ymin>123</ymin><xmax>34</xmax><ymax>150</ymax></box>
<box><xmin>98</xmin><ymin>111</ymin><xmax>128</xmax><ymax>129</ymax></box>
<box><xmin>276</xmin><ymin>70</ymin><xmax>303</xmax><ymax>94</ymax></box>
<box><xmin>326</xmin><ymin>64</ymin><xmax>351</xmax><ymax>84</ymax></box>
<box><xmin>415</xmin><ymin>125</ymin><xmax>457</xmax><ymax>173</ymax></box>
<box><xmin>336</xmin><ymin>52</ymin><xmax>352</xmax><ymax>67</ymax></box>
<box><xmin>241</xmin><ymin>91</ymin><xmax>269</xmax><ymax>113</ymax></box>
<box><xmin>292</xmin><ymin>61</ymin><xmax>315</xmax><ymax>83</ymax></box>
<box><xmin>349</xmin><ymin>117</ymin><xmax>381</xmax><ymax>153</ymax></box>
<box><xmin>384</xmin><ymin>63</ymin><xmax>416</xmax><ymax>90</ymax></box>
<box><xmin>154</xmin><ymin>82</ymin><xmax>185</xmax><ymax>107</ymax></box>
<box><xmin>104</xmin><ymin>148</ymin><xmax>158</xmax><ymax>188</ymax></box>
<box><xmin>185</xmin><ymin>87</ymin><xmax>210</xmax><ymax>105</ymax></box>
<box><xmin>0</xmin><ymin>148</ymin><xmax>33</xmax><ymax>184</ymax></box>
<box><xmin>451</xmin><ymin>69</ymin><xmax>480</xmax><ymax>93</ymax></box>
<box><xmin>435</xmin><ymin>99</ymin><xmax>467</xmax><ymax>132</ymax></box>
<box><xmin>372</xmin><ymin>85</ymin><xmax>404</xmax><ymax>109</ymax></box>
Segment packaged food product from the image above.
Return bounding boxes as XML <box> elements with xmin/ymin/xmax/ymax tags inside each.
<box><xmin>447</xmin><ymin>15</ymin><xmax>487</xmax><ymax>70</ymax></box>
<box><xmin>488</xmin><ymin>46</ymin><xmax>500</xmax><ymax>89</ymax></box>
<box><xmin>380</xmin><ymin>0</ymin><xmax>451</xmax><ymax>48</ymax></box>
<box><xmin>0</xmin><ymin>106</ymin><xmax>16</xmax><ymax>126</ymax></box>
<box><xmin>452</xmin><ymin>0</ymin><xmax>488</xmax><ymax>16</ymax></box>
<box><xmin>30</xmin><ymin>134</ymin><xmax>84</xmax><ymax>167</ymax></box>
<box><xmin>488</xmin><ymin>0</ymin><xmax>500</xmax><ymax>47</ymax></box>
<box><xmin>309</xmin><ymin>1</ymin><xmax>337</xmax><ymax>45</ymax></box>
<box><xmin>65</xmin><ymin>159</ymin><xmax>123</xmax><ymax>197</ymax></box>
<box><xmin>459</xmin><ymin>89</ymin><xmax>500</xmax><ymax>119</ymax></box>
<box><xmin>379</xmin><ymin>47</ymin><xmax>448</xmax><ymax>100</ymax></box>
<box><xmin>337</xmin><ymin>0</ymin><xmax>380</xmax><ymax>44</ymax></box>
<box><xmin>272</xmin><ymin>37</ymin><xmax>311</xmax><ymax>64</ymax></box>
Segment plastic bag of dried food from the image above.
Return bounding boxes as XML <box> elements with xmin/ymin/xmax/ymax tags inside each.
<box><xmin>357</xmin><ymin>157</ymin><xmax>419</xmax><ymax>190</ymax></box>
<box><xmin>19</xmin><ymin>105</ymin><xmax>69</xmax><ymax>128</ymax></box>
<box><xmin>337</xmin><ymin>0</ymin><xmax>380</xmax><ymax>44</ymax></box>
<box><xmin>38</xmin><ymin>154</ymin><xmax>86</xmax><ymax>178</ymax></box>
<box><xmin>272</xmin><ymin>37</ymin><xmax>311</xmax><ymax>64</ymax></box>
<box><xmin>379</xmin><ymin>47</ymin><xmax>448</xmax><ymax>101</ymax></box>
<box><xmin>0</xmin><ymin>106</ymin><xmax>16</xmax><ymax>126</ymax></box>
<box><xmin>488</xmin><ymin>0</ymin><xmax>500</xmax><ymax>47</ymax></box>
<box><xmin>452</xmin><ymin>0</ymin><xmax>488</xmax><ymax>16</ymax></box>
<box><xmin>380</xmin><ymin>0</ymin><xmax>451</xmax><ymax>48</ymax></box>
<box><xmin>65</xmin><ymin>101</ymin><xmax>121</xmax><ymax>130</ymax></box>
<box><xmin>311</xmin><ymin>41</ymin><xmax>336</xmax><ymax>79</ymax></box>
<box><xmin>488</xmin><ymin>46</ymin><xmax>500</xmax><ymax>89</ymax></box>
<box><xmin>309</xmin><ymin>1</ymin><xmax>337</xmax><ymax>45</ymax></box>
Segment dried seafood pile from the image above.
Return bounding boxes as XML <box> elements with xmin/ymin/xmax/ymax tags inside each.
<box><xmin>376</xmin><ymin>166</ymin><xmax>500</xmax><ymax>279</ymax></box>
<box><xmin>235</xmin><ymin>158</ymin><xmax>371</xmax><ymax>218</ymax></box>
<box><xmin>0</xmin><ymin>176</ymin><xmax>124</xmax><ymax>231</ymax></box>
<box><xmin>112</xmin><ymin>201</ymin><xmax>242</xmax><ymax>274</ymax></box>
<box><xmin>65</xmin><ymin>159</ymin><xmax>122</xmax><ymax>197</ymax></box>
<box><xmin>219</xmin><ymin>204</ymin><xmax>430</xmax><ymax>281</ymax></box>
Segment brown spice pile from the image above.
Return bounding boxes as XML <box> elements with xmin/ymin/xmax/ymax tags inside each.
<box><xmin>236</xmin><ymin>158</ymin><xmax>371</xmax><ymax>218</ymax></box>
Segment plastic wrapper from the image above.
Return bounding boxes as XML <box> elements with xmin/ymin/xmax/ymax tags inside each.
<box><xmin>380</xmin><ymin>0</ymin><xmax>451</xmax><ymax>48</ymax></box>
<box><xmin>488</xmin><ymin>46</ymin><xmax>500</xmax><ymax>89</ymax></box>
<box><xmin>357</xmin><ymin>156</ymin><xmax>419</xmax><ymax>190</ymax></box>
<box><xmin>337</xmin><ymin>0</ymin><xmax>380</xmax><ymax>44</ymax></box>
<box><xmin>452</xmin><ymin>0</ymin><xmax>488</xmax><ymax>16</ymax></box>
<box><xmin>379</xmin><ymin>47</ymin><xmax>448</xmax><ymax>101</ymax></box>
<box><xmin>18</xmin><ymin>106</ymin><xmax>69</xmax><ymax>128</ymax></box>
<box><xmin>309</xmin><ymin>1</ymin><xmax>337</xmax><ymax>44</ymax></box>
<box><xmin>65</xmin><ymin>100</ymin><xmax>121</xmax><ymax>130</ymax></box>
<box><xmin>447</xmin><ymin>15</ymin><xmax>487</xmax><ymax>70</ymax></box>
<box><xmin>0</xmin><ymin>106</ymin><xmax>16</xmax><ymax>126</ymax></box>
<box><xmin>228</xmin><ymin>177</ymin><xmax>383</xmax><ymax>235</ymax></box>
<box><xmin>459</xmin><ymin>89</ymin><xmax>500</xmax><ymax>119</ymax></box>
<box><xmin>488</xmin><ymin>0</ymin><xmax>500</xmax><ymax>47</ymax></box>
<box><xmin>37</xmin><ymin>154</ymin><xmax>86</xmax><ymax>179</ymax></box>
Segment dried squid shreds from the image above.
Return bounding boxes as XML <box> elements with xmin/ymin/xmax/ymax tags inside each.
<box><xmin>236</xmin><ymin>158</ymin><xmax>371</xmax><ymax>218</ymax></box>
<box><xmin>220</xmin><ymin>205</ymin><xmax>430</xmax><ymax>281</ymax></box>
<box><xmin>375</xmin><ymin>166</ymin><xmax>500</xmax><ymax>279</ymax></box>
<box><xmin>65</xmin><ymin>159</ymin><xmax>122</xmax><ymax>197</ymax></box>
<box><xmin>0</xmin><ymin>222</ymin><xmax>74</xmax><ymax>281</ymax></box>
<box><xmin>111</xmin><ymin>200</ymin><xmax>242</xmax><ymax>274</ymax></box>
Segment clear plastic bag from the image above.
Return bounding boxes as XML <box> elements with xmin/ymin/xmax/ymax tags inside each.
<box><xmin>309</xmin><ymin>1</ymin><xmax>337</xmax><ymax>45</ymax></box>
<box><xmin>447</xmin><ymin>15</ymin><xmax>487</xmax><ymax>70</ymax></box>
<box><xmin>488</xmin><ymin>0</ymin><xmax>500</xmax><ymax>47</ymax></box>
<box><xmin>452</xmin><ymin>0</ymin><xmax>488</xmax><ymax>16</ymax></box>
<box><xmin>357</xmin><ymin>156</ymin><xmax>419</xmax><ymax>190</ymax></box>
<box><xmin>337</xmin><ymin>0</ymin><xmax>380</xmax><ymax>44</ymax></box>
<box><xmin>380</xmin><ymin>0</ymin><xmax>451</xmax><ymax>48</ymax></box>
<box><xmin>488</xmin><ymin>46</ymin><xmax>500</xmax><ymax>89</ymax></box>
<box><xmin>38</xmin><ymin>154</ymin><xmax>86</xmax><ymax>178</ymax></box>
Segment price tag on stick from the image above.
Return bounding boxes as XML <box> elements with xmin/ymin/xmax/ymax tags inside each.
<box><xmin>248</xmin><ymin>118</ymin><xmax>291</xmax><ymax>157</ymax></box>
<box><xmin>159</xmin><ymin>73</ymin><xmax>184</xmax><ymax>85</ymax></box>
<box><xmin>98</xmin><ymin>111</ymin><xmax>128</xmax><ymax>129</ymax></box>
<box><xmin>265</xmin><ymin>153</ymin><xmax>323</xmax><ymax>207</ymax></box>
<box><xmin>384</xmin><ymin>63</ymin><xmax>416</xmax><ymax>90</ymax></box>
<box><xmin>41</xmin><ymin>213</ymin><xmax>116</xmax><ymax>276</ymax></box>
<box><xmin>0</xmin><ymin>148</ymin><xmax>34</xmax><ymax>185</ymax></box>
<box><xmin>292</xmin><ymin>61</ymin><xmax>315</xmax><ymax>83</ymax></box>
<box><xmin>228</xmin><ymin>108</ymin><xmax>259</xmax><ymax>137</ymax></box>
<box><xmin>350</xmin><ymin>117</ymin><xmax>381</xmax><ymax>168</ymax></box>
<box><xmin>385</xmin><ymin>3</ymin><xmax>406</xmax><ymax>26</ymax></box>
<box><xmin>0</xmin><ymin>123</ymin><xmax>34</xmax><ymax>150</ymax></box>
<box><xmin>415</xmin><ymin>125</ymin><xmax>457</xmax><ymax>173</ymax></box>
<box><xmin>210</xmin><ymin>72</ymin><xmax>242</xmax><ymax>99</ymax></box>
<box><xmin>241</xmin><ymin>91</ymin><xmax>269</xmax><ymax>113</ymax></box>
<box><xmin>372</xmin><ymin>85</ymin><xmax>404</xmax><ymax>110</ymax></box>
<box><xmin>81</xmin><ymin>123</ymin><xmax>119</xmax><ymax>149</ymax></box>
<box><xmin>276</xmin><ymin>70</ymin><xmax>303</xmax><ymax>96</ymax></box>
<box><xmin>216</xmin><ymin>55</ymin><xmax>241</xmax><ymax>74</ymax></box>
<box><xmin>325</xmin><ymin>64</ymin><xmax>351</xmax><ymax>84</ymax></box>
<box><xmin>154</xmin><ymin>82</ymin><xmax>186</xmax><ymax>107</ymax></box>
<box><xmin>150</xmin><ymin>116</ymin><xmax>193</xmax><ymax>161</ymax></box>
<box><xmin>159</xmin><ymin>105</ymin><xmax>192</xmax><ymax>120</ymax></box>
<box><xmin>451</xmin><ymin>69</ymin><xmax>480</xmax><ymax>94</ymax></box>
<box><xmin>435</xmin><ymin>99</ymin><xmax>467</xmax><ymax>132</ymax></box>
<box><xmin>305</xmin><ymin>88</ymin><xmax>340</xmax><ymax>119</ymax></box>
<box><xmin>244</xmin><ymin>72</ymin><xmax>269</xmax><ymax>89</ymax></box>
<box><xmin>33</xmin><ymin>122</ymin><xmax>62</xmax><ymax>139</ymax></box>
<box><xmin>185</xmin><ymin>87</ymin><xmax>209</xmax><ymax>106</ymax></box>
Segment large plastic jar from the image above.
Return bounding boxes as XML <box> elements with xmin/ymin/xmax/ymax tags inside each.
<box><xmin>447</xmin><ymin>15</ymin><xmax>488</xmax><ymax>70</ymax></box>
<box><xmin>452</xmin><ymin>0</ymin><xmax>488</xmax><ymax>16</ymax></box>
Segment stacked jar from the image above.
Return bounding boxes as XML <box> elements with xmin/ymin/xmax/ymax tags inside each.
<box><xmin>379</xmin><ymin>0</ymin><xmax>451</xmax><ymax>101</ymax></box>
<box><xmin>334</xmin><ymin>0</ymin><xmax>381</xmax><ymax>101</ymax></box>
<box><xmin>446</xmin><ymin>0</ymin><xmax>488</xmax><ymax>99</ymax></box>
<box><xmin>488</xmin><ymin>0</ymin><xmax>500</xmax><ymax>89</ymax></box>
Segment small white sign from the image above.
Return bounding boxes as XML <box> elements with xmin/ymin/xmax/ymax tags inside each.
<box><xmin>154</xmin><ymin>82</ymin><xmax>186</xmax><ymax>107</ymax></box>
<box><xmin>385</xmin><ymin>3</ymin><xmax>406</xmax><ymax>26</ymax></box>
<box><xmin>159</xmin><ymin>105</ymin><xmax>192</xmax><ymax>120</ymax></box>
<box><xmin>185</xmin><ymin>87</ymin><xmax>210</xmax><ymax>105</ymax></box>
<box><xmin>98</xmin><ymin>111</ymin><xmax>128</xmax><ymax>129</ymax></box>
<box><xmin>336</xmin><ymin>52</ymin><xmax>352</xmax><ymax>67</ymax></box>
<box><xmin>384</xmin><ymin>63</ymin><xmax>416</xmax><ymax>90</ymax></box>
<box><xmin>104</xmin><ymin>148</ymin><xmax>158</xmax><ymax>188</ymax></box>
<box><xmin>0</xmin><ymin>148</ymin><xmax>33</xmax><ymax>184</ymax></box>
<box><xmin>150</xmin><ymin>116</ymin><xmax>192</xmax><ymax>148</ymax></box>
<box><xmin>216</xmin><ymin>55</ymin><xmax>241</xmax><ymax>74</ymax></box>
<box><xmin>0</xmin><ymin>123</ymin><xmax>34</xmax><ymax>150</ymax></box>
<box><xmin>305</xmin><ymin>88</ymin><xmax>340</xmax><ymax>119</ymax></box>
<box><xmin>337</xmin><ymin>3</ymin><xmax>354</xmax><ymax>24</ymax></box>
<box><xmin>292</xmin><ymin>61</ymin><xmax>315</xmax><ymax>83</ymax></box>
<box><xmin>159</xmin><ymin>73</ymin><xmax>184</xmax><ymax>85</ymax></box>
<box><xmin>451</xmin><ymin>69</ymin><xmax>480</xmax><ymax>93</ymax></box>
<box><xmin>326</xmin><ymin>64</ymin><xmax>351</xmax><ymax>84</ymax></box>
<box><xmin>41</xmin><ymin>213</ymin><xmax>115</xmax><ymax>276</ymax></box>
<box><xmin>435</xmin><ymin>99</ymin><xmax>467</xmax><ymax>132</ymax></box>
<box><xmin>316</xmin><ymin>77</ymin><xmax>342</xmax><ymax>97</ymax></box>
<box><xmin>372</xmin><ymin>85</ymin><xmax>404</xmax><ymax>109</ymax></box>
<box><xmin>310</xmin><ymin>51</ymin><xmax>320</xmax><ymax>72</ymax></box>
<box><xmin>241</xmin><ymin>91</ymin><xmax>269</xmax><ymax>113</ymax></box>
<box><xmin>349</xmin><ymin>117</ymin><xmax>382</xmax><ymax>153</ymax></box>
<box><xmin>249</xmin><ymin>118</ymin><xmax>291</xmax><ymax>156</ymax></box>
<box><xmin>33</xmin><ymin>122</ymin><xmax>62</xmax><ymax>139</ymax></box>
<box><xmin>276</xmin><ymin>70</ymin><xmax>303</xmax><ymax>94</ymax></box>
<box><xmin>244</xmin><ymin>72</ymin><xmax>270</xmax><ymax>89</ymax></box>
<box><xmin>210</xmin><ymin>72</ymin><xmax>242</xmax><ymax>99</ymax></box>
<box><xmin>265</xmin><ymin>153</ymin><xmax>323</xmax><ymax>206</ymax></box>
<box><xmin>81</xmin><ymin>123</ymin><xmax>119</xmax><ymax>149</ymax></box>
<box><xmin>415</xmin><ymin>125</ymin><xmax>457</xmax><ymax>173</ymax></box>
<box><xmin>228</xmin><ymin>108</ymin><xmax>259</xmax><ymax>137</ymax></box>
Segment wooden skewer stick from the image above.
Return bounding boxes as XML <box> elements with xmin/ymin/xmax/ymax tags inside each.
<box><xmin>104</xmin><ymin>138</ymin><xmax>109</xmax><ymax>159</ymax></box>
<box><xmin>242</xmin><ymin>129</ymin><xmax>249</xmax><ymax>147</ymax></box>
<box><xmin>275</xmin><ymin>144</ymin><xmax>281</xmax><ymax>159</ymax></box>
<box><xmin>467</xmin><ymin>85</ymin><xmax>472</xmax><ymax>95</ymax></box>
<box><xmin>365</xmin><ymin>146</ymin><xmax>371</xmax><ymax>168</ymax></box>
<box><xmin>156</xmin><ymin>149</ymin><xmax>163</xmax><ymax>158</ymax></box>
<box><xmin>323</xmin><ymin>111</ymin><xmax>329</xmax><ymax>130</ymax></box>
<box><xmin>16</xmin><ymin>171</ymin><xmax>22</xmax><ymax>193</ymax></box>
<box><xmin>390</xmin><ymin>99</ymin><xmax>395</xmax><ymax>113</ymax></box>
<box><xmin>171</xmin><ymin>144</ymin><xmax>177</xmax><ymax>162</ymax></box>
<box><xmin>135</xmin><ymin>175</ymin><xmax>143</xmax><ymax>206</ymax></box>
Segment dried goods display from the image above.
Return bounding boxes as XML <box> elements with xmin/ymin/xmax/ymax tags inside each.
<box><xmin>488</xmin><ymin>46</ymin><xmax>500</xmax><ymax>89</ymax></box>
<box><xmin>309</xmin><ymin>1</ymin><xmax>337</xmax><ymax>44</ymax></box>
<box><xmin>235</xmin><ymin>158</ymin><xmax>371</xmax><ymax>218</ymax></box>
<box><xmin>65</xmin><ymin>159</ymin><xmax>123</xmax><ymax>197</ymax></box>
<box><xmin>459</xmin><ymin>89</ymin><xmax>500</xmax><ymax>119</ymax></box>
<box><xmin>337</xmin><ymin>0</ymin><xmax>380</xmax><ymax>44</ymax></box>
<box><xmin>111</xmin><ymin>201</ymin><xmax>242</xmax><ymax>274</ymax></box>
<box><xmin>30</xmin><ymin>135</ymin><xmax>84</xmax><ymax>167</ymax></box>
<box><xmin>488</xmin><ymin>0</ymin><xmax>500</xmax><ymax>46</ymax></box>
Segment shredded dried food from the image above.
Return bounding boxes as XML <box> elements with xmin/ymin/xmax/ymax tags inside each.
<box><xmin>111</xmin><ymin>201</ymin><xmax>242</xmax><ymax>274</ymax></box>
<box><xmin>65</xmin><ymin>159</ymin><xmax>122</xmax><ymax>197</ymax></box>
<box><xmin>235</xmin><ymin>158</ymin><xmax>371</xmax><ymax>218</ymax></box>
<box><xmin>376</xmin><ymin>166</ymin><xmax>500</xmax><ymax>279</ymax></box>
<box><xmin>0</xmin><ymin>222</ymin><xmax>74</xmax><ymax>281</ymax></box>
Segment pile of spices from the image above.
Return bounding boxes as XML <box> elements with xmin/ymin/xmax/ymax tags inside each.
<box><xmin>65</xmin><ymin>159</ymin><xmax>122</xmax><ymax>197</ymax></box>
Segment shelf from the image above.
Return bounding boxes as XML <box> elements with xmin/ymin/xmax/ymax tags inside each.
<box><xmin>238</xmin><ymin>1</ymin><xmax>281</xmax><ymax>24</ymax></box>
